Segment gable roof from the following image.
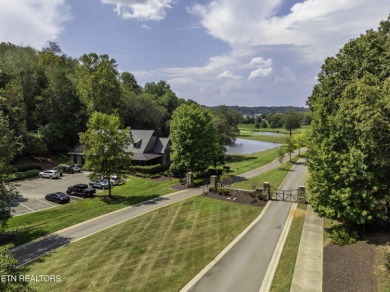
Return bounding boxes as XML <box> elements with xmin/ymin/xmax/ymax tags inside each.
<box><xmin>152</xmin><ymin>138</ymin><xmax>170</xmax><ymax>154</ymax></box>
<box><xmin>126</xmin><ymin>130</ymin><xmax>155</xmax><ymax>153</ymax></box>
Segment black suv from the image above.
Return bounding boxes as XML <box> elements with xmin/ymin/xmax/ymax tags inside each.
<box><xmin>59</xmin><ymin>165</ymin><xmax>76</xmax><ymax>174</ymax></box>
<box><xmin>66</xmin><ymin>184</ymin><xmax>96</xmax><ymax>197</ymax></box>
<box><xmin>45</xmin><ymin>192</ymin><xmax>70</xmax><ymax>204</ymax></box>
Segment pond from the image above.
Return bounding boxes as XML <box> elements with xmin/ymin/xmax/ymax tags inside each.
<box><xmin>254</xmin><ymin>131</ymin><xmax>286</xmax><ymax>136</ymax></box>
<box><xmin>225</xmin><ymin>138</ymin><xmax>281</xmax><ymax>155</ymax></box>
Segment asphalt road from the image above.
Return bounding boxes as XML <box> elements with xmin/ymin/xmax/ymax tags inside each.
<box><xmin>12</xmin><ymin>172</ymin><xmax>91</xmax><ymax>216</ymax></box>
<box><xmin>186</xmin><ymin>159</ymin><xmax>308</xmax><ymax>292</ymax></box>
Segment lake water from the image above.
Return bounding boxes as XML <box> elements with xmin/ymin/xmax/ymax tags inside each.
<box><xmin>254</xmin><ymin>131</ymin><xmax>286</xmax><ymax>136</ymax></box>
<box><xmin>225</xmin><ymin>138</ymin><xmax>281</xmax><ymax>155</ymax></box>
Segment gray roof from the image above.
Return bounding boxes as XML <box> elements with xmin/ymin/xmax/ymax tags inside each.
<box><xmin>126</xmin><ymin>130</ymin><xmax>155</xmax><ymax>153</ymax></box>
<box><xmin>152</xmin><ymin>138</ymin><xmax>170</xmax><ymax>154</ymax></box>
<box><xmin>132</xmin><ymin>153</ymin><xmax>162</xmax><ymax>161</ymax></box>
<box><xmin>68</xmin><ymin>144</ymin><xmax>84</xmax><ymax>154</ymax></box>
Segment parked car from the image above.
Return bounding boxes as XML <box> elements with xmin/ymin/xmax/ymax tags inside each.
<box><xmin>52</xmin><ymin>167</ymin><xmax>64</xmax><ymax>177</ymax></box>
<box><xmin>39</xmin><ymin>170</ymin><xmax>60</xmax><ymax>179</ymax></box>
<box><xmin>57</xmin><ymin>164</ymin><xmax>76</xmax><ymax>174</ymax></box>
<box><xmin>89</xmin><ymin>179</ymin><xmax>112</xmax><ymax>190</ymax></box>
<box><xmin>110</xmin><ymin>175</ymin><xmax>125</xmax><ymax>186</ymax></box>
<box><xmin>66</xmin><ymin>184</ymin><xmax>96</xmax><ymax>197</ymax></box>
<box><xmin>45</xmin><ymin>192</ymin><xmax>70</xmax><ymax>204</ymax></box>
<box><xmin>69</xmin><ymin>164</ymin><xmax>81</xmax><ymax>173</ymax></box>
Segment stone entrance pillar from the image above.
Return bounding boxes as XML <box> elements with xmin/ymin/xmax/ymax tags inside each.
<box><xmin>210</xmin><ymin>175</ymin><xmax>218</xmax><ymax>191</ymax></box>
<box><xmin>186</xmin><ymin>172</ymin><xmax>194</xmax><ymax>188</ymax></box>
<box><xmin>263</xmin><ymin>182</ymin><xmax>271</xmax><ymax>200</ymax></box>
<box><xmin>298</xmin><ymin>185</ymin><xmax>306</xmax><ymax>204</ymax></box>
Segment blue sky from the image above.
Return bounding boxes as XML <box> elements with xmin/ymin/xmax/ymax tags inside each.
<box><xmin>0</xmin><ymin>0</ymin><xmax>389</xmax><ymax>107</ymax></box>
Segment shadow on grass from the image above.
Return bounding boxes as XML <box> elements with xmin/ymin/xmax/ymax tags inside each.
<box><xmin>100</xmin><ymin>194</ymin><xmax>162</xmax><ymax>206</ymax></box>
<box><xmin>1</xmin><ymin>227</ymin><xmax>48</xmax><ymax>247</ymax></box>
<box><xmin>226</xmin><ymin>154</ymin><xmax>257</xmax><ymax>164</ymax></box>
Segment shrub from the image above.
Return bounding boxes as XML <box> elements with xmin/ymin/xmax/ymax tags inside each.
<box><xmin>134</xmin><ymin>172</ymin><xmax>148</xmax><ymax>178</ymax></box>
<box><xmin>193</xmin><ymin>177</ymin><xmax>208</xmax><ymax>187</ymax></box>
<box><xmin>13</xmin><ymin>163</ymin><xmax>42</xmax><ymax>172</ymax></box>
<box><xmin>150</xmin><ymin>174</ymin><xmax>161</xmax><ymax>179</ymax></box>
<box><xmin>7</xmin><ymin>169</ymin><xmax>40</xmax><ymax>182</ymax></box>
<box><xmin>218</xmin><ymin>188</ymin><xmax>230</xmax><ymax>196</ymax></box>
<box><xmin>330</xmin><ymin>226</ymin><xmax>359</xmax><ymax>245</ymax></box>
<box><xmin>222</xmin><ymin>166</ymin><xmax>230</xmax><ymax>173</ymax></box>
<box><xmin>128</xmin><ymin>164</ymin><xmax>161</xmax><ymax>174</ymax></box>
<box><xmin>385</xmin><ymin>251</ymin><xmax>390</xmax><ymax>272</ymax></box>
<box><xmin>208</xmin><ymin>187</ymin><xmax>216</xmax><ymax>193</ymax></box>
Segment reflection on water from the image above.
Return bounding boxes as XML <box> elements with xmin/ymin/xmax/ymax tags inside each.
<box><xmin>254</xmin><ymin>131</ymin><xmax>286</xmax><ymax>136</ymax></box>
<box><xmin>226</xmin><ymin>138</ymin><xmax>281</xmax><ymax>155</ymax></box>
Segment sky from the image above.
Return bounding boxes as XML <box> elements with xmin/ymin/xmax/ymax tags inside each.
<box><xmin>0</xmin><ymin>1</ymin><xmax>389</xmax><ymax>107</ymax></box>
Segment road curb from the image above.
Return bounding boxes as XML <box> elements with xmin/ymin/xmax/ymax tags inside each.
<box><xmin>259</xmin><ymin>202</ymin><xmax>297</xmax><ymax>292</ymax></box>
<box><xmin>180</xmin><ymin>200</ymin><xmax>273</xmax><ymax>292</ymax></box>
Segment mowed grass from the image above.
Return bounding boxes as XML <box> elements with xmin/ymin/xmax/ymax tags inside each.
<box><xmin>26</xmin><ymin>196</ymin><xmax>262</xmax><ymax>292</ymax></box>
<box><xmin>225</xmin><ymin>147</ymin><xmax>281</xmax><ymax>175</ymax></box>
<box><xmin>270</xmin><ymin>204</ymin><xmax>307</xmax><ymax>292</ymax></box>
<box><xmin>232</xmin><ymin>156</ymin><xmax>301</xmax><ymax>190</ymax></box>
<box><xmin>7</xmin><ymin>177</ymin><xmax>177</xmax><ymax>246</ymax></box>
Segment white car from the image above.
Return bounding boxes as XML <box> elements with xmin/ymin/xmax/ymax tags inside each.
<box><xmin>39</xmin><ymin>170</ymin><xmax>60</xmax><ymax>179</ymax></box>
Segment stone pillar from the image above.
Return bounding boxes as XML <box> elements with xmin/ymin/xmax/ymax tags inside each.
<box><xmin>263</xmin><ymin>182</ymin><xmax>271</xmax><ymax>200</ymax></box>
<box><xmin>210</xmin><ymin>175</ymin><xmax>218</xmax><ymax>191</ymax></box>
<box><xmin>186</xmin><ymin>172</ymin><xmax>194</xmax><ymax>188</ymax></box>
<box><xmin>298</xmin><ymin>185</ymin><xmax>306</xmax><ymax>204</ymax></box>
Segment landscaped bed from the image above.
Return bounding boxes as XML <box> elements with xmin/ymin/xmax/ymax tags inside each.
<box><xmin>25</xmin><ymin>196</ymin><xmax>262</xmax><ymax>292</ymax></box>
<box><xmin>203</xmin><ymin>190</ymin><xmax>267</xmax><ymax>208</ymax></box>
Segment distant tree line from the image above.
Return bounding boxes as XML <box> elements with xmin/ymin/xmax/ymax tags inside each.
<box><xmin>241</xmin><ymin>110</ymin><xmax>312</xmax><ymax>129</ymax></box>
<box><xmin>214</xmin><ymin>105</ymin><xmax>309</xmax><ymax>116</ymax></box>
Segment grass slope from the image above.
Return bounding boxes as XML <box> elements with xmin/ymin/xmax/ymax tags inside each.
<box><xmin>225</xmin><ymin>147</ymin><xmax>281</xmax><ymax>175</ymax></box>
<box><xmin>26</xmin><ymin>196</ymin><xmax>262</xmax><ymax>292</ymax></box>
<box><xmin>232</xmin><ymin>156</ymin><xmax>301</xmax><ymax>190</ymax></box>
<box><xmin>7</xmin><ymin>177</ymin><xmax>177</xmax><ymax>246</ymax></box>
<box><xmin>270</xmin><ymin>204</ymin><xmax>307</xmax><ymax>291</ymax></box>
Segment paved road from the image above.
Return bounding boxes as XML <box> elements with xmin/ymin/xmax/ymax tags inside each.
<box><xmin>12</xmin><ymin>172</ymin><xmax>91</xmax><ymax>215</ymax></box>
<box><xmin>185</xmin><ymin>159</ymin><xmax>308</xmax><ymax>292</ymax></box>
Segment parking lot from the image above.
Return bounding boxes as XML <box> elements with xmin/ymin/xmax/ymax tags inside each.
<box><xmin>12</xmin><ymin>172</ymin><xmax>92</xmax><ymax>216</ymax></box>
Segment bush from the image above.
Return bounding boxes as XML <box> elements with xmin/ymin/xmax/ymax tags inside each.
<box><xmin>207</xmin><ymin>167</ymin><xmax>223</xmax><ymax>176</ymax></box>
<box><xmin>128</xmin><ymin>164</ymin><xmax>161</xmax><ymax>174</ymax></box>
<box><xmin>150</xmin><ymin>174</ymin><xmax>161</xmax><ymax>179</ymax></box>
<box><xmin>218</xmin><ymin>188</ymin><xmax>230</xmax><ymax>196</ymax></box>
<box><xmin>13</xmin><ymin>163</ymin><xmax>42</xmax><ymax>172</ymax></box>
<box><xmin>193</xmin><ymin>177</ymin><xmax>208</xmax><ymax>187</ymax></box>
<box><xmin>222</xmin><ymin>166</ymin><xmax>230</xmax><ymax>173</ymax></box>
<box><xmin>385</xmin><ymin>251</ymin><xmax>390</xmax><ymax>272</ymax></box>
<box><xmin>134</xmin><ymin>172</ymin><xmax>148</xmax><ymax>178</ymax></box>
<box><xmin>330</xmin><ymin>226</ymin><xmax>359</xmax><ymax>245</ymax></box>
<box><xmin>7</xmin><ymin>169</ymin><xmax>40</xmax><ymax>182</ymax></box>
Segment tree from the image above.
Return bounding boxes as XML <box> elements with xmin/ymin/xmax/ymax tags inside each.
<box><xmin>144</xmin><ymin>80</ymin><xmax>170</xmax><ymax>98</ymax></box>
<box><xmin>0</xmin><ymin>111</ymin><xmax>22</xmax><ymax>228</ymax></box>
<box><xmin>284</xmin><ymin>109</ymin><xmax>301</xmax><ymax>136</ymax></box>
<box><xmin>285</xmin><ymin>137</ymin><xmax>296</xmax><ymax>162</ymax></box>
<box><xmin>79</xmin><ymin>112</ymin><xmax>133</xmax><ymax>198</ymax></box>
<box><xmin>76</xmin><ymin>53</ymin><xmax>121</xmax><ymax>115</ymax></box>
<box><xmin>170</xmin><ymin>104</ymin><xmax>218</xmax><ymax>173</ymax></box>
<box><xmin>292</xmin><ymin>132</ymin><xmax>308</xmax><ymax>156</ymax></box>
<box><xmin>0</xmin><ymin>245</ymin><xmax>34</xmax><ymax>291</ymax></box>
<box><xmin>260</xmin><ymin>120</ymin><xmax>268</xmax><ymax>128</ymax></box>
<box><xmin>307</xmin><ymin>16</ymin><xmax>390</xmax><ymax>227</ymax></box>
<box><xmin>277</xmin><ymin>146</ymin><xmax>286</xmax><ymax>168</ymax></box>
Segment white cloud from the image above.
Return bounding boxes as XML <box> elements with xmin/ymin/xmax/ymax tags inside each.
<box><xmin>248</xmin><ymin>67</ymin><xmax>273</xmax><ymax>79</ymax></box>
<box><xmin>102</xmin><ymin>0</ymin><xmax>174</xmax><ymax>21</ymax></box>
<box><xmin>247</xmin><ymin>57</ymin><xmax>272</xmax><ymax>68</ymax></box>
<box><xmin>188</xmin><ymin>0</ymin><xmax>390</xmax><ymax>61</ymax></box>
<box><xmin>217</xmin><ymin>70</ymin><xmax>242</xmax><ymax>80</ymax></box>
<box><xmin>274</xmin><ymin>66</ymin><xmax>297</xmax><ymax>85</ymax></box>
<box><xmin>0</xmin><ymin>0</ymin><xmax>70</xmax><ymax>49</ymax></box>
<box><xmin>142</xmin><ymin>24</ymin><xmax>152</xmax><ymax>29</ymax></box>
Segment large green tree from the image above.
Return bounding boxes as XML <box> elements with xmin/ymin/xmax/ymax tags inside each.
<box><xmin>80</xmin><ymin>112</ymin><xmax>133</xmax><ymax>198</ymax></box>
<box><xmin>307</xmin><ymin>16</ymin><xmax>390</xmax><ymax>226</ymax></box>
<box><xmin>170</xmin><ymin>103</ymin><xmax>218</xmax><ymax>173</ymax></box>
<box><xmin>0</xmin><ymin>111</ymin><xmax>22</xmax><ymax>228</ymax></box>
<box><xmin>284</xmin><ymin>109</ymin><xmax>301</xmax><ymax>136</ymax></box>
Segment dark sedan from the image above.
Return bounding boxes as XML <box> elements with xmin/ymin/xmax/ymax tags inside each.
<box><xmin>45</xmin><ymin>192</ymin><xmax>70</xmax><ymax>204</ymax></box>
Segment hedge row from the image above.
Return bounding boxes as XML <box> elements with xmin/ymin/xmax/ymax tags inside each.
<box><xmin>128</xmin><ymin>164</ymin><xmax>161</xmax><ymax>174</ymax></box>
<box><xmin>7</xmin><ymin>169</ymin><xmax>41</xmax><ymax>182</ymax></box>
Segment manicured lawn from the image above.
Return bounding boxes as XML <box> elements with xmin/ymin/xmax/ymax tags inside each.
<box><xmin>7</xmin><ymin>177</ymin><xmax>177</xmax><ymax>246</ymax></box>
<box><xmin>232</xmin><ymin>156</ymin><xmax>301</xmax><ymax>190</ymax></box>
<box><xmin>270</xmin><ymin>204</ymin><xmax>307</xmax><ymax>292</ymax></box>
<box><xmin>225</xmin><ymin>147</ymin><xmax>281</xmax><ymax>175</ymax></box>
<box><xmin>26</xmin><ymin>196</ymin><xmax>262</xmax><ymax>292</ymax></box>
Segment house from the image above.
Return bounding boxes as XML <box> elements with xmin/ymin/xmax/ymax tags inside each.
<box><xmin>68</xmin><ymin>130</ymin><xmax>170</xmax><ymax>167</ymax></box>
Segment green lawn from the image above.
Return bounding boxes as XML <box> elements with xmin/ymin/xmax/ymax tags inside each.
<box><xmin>232</xmin><ymin>156</ymin><xmax>301</xmax><ymax>190</ymax></box>
<box><xmin>7</xmin><ymin>177</ymin><xmax>177</xmax><ymax>246</ymax></box>
<box><xmin>26</xmin><ymin>196</ymin><xmax>262</xmax><ymax>292</ymax></box>
<box><xmin>270</xmin><ymin>204</ymin><xmax>307</xmax><ymax>292</ymax></box>
<box><xmin>225</xmin><ymin>147</ymin><xmax>281</xmax><ymax>175</ymax></box>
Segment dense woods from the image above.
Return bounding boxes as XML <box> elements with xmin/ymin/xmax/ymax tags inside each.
<box><xmin>0</xmin><ymin>42</ymin><xmax>187</xmax><ymax>157</ymax></box>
